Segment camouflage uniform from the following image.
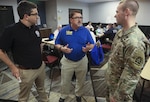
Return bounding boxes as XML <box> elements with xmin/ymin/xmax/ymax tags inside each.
<box><xmin>105</xmin><ymin>24</ymin><xmax>149</xmax><ymax>102</ymax></box>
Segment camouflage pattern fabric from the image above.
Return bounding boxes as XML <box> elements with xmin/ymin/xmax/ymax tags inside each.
<box><xmin>105</xmin><ymin>24</ymin><xmax>149</xmax><ymax>102</ymax></box>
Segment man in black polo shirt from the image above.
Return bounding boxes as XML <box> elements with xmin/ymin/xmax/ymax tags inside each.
<box><xmin>0</xmin><ymin>1</ymin><xmax>48</xmax><ymax>102</ymax></box>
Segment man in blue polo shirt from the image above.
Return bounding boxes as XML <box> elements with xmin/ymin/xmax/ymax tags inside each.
<box><xmin>55</xmin><ymin>10</ymin><xmax>94</xmax><ymax>102</ymax></box>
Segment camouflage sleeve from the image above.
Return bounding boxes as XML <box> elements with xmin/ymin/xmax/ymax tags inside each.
<box><xmin>113</xmin><ymin>46</ymin><xmax>145</xmax><ymax>101</ymax></box>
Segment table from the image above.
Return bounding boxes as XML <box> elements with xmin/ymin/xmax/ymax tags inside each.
<box><xmin>139</xmin><ymin>57</ymin><xmax>150</xmax><ymax>101</ymax></box>
<box><xmin>42</xmin><ymin>38</ymin><xmax>55</xmax><ymax>45</ymax></box>
<box><xmin>39</xmin><ymin>28</ymin><xmax>52</xmax><ymax>38</ymax></box>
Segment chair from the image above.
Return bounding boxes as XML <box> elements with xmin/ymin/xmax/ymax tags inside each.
<box><xmin>42</xmin><ymin>44</ymin><xmax>62</xmax><ymax>97</ymax></box>
<box><xmin>134</xmin><ymin>57</ymin><xmax>150</xmax><ymax>102</ymax></box>
<box><xmin>139</xmin><ymin>57</ymin><xmax>150</xmax><ymax>102</ymax></box>
<box><xmin>101</xmin><ymin>38</ymin><xmax>112</xmax><ymax>53</ymax></box>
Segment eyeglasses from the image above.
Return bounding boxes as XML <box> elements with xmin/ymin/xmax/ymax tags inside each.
<box><xmin>30</xmin><ymin>13</ymin><xmax>39</xmax><ymax>16</ymax></box>
<box><xmin>72</xmin><ymin>17</ymin><xmax>83</xmax><ymax>20</ymax></box>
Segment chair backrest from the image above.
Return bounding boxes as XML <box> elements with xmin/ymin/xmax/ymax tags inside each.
<box><xmin>42</xmin><ymin>44</ymin><xmax>62</xmax><ymax>67</ymax></box>
<box><xmin>43</xmin><ymin>44</ymin><xmax>62</xmax><ymax>58</ymax></box>
<box><xmin>102</xmin><ymin>44</ymin><xmax>111</xmax><ymax>49</ymax></box>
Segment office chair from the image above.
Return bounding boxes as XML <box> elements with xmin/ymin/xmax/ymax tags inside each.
<box><xmin>42</xmin><ymin>44</ymin><xmax>62</xmax><ymax>98</ymax></box>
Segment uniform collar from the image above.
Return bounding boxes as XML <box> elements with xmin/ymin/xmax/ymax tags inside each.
<box><xmin>118</xmin><ymin>24</ymin><xmax>138</xmax><ymax>37</ymax></box>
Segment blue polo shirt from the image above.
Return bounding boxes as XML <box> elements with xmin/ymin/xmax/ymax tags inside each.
<box><xmin>55</xmin><ymin>25</ymin><xmax>94</xmax><ymax>61</ymax></box>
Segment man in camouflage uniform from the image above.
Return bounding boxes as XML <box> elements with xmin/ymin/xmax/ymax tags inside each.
<box><xmin>105</xmin><ymin>0</ymin><xmax>150</xmax><ymax>102</ymax></box>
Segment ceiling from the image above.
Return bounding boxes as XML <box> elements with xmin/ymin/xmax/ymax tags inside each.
<box><xmin>72</xmin><ymin>0</ymin><xmax>120</xmax><ymax>3</ymax></box>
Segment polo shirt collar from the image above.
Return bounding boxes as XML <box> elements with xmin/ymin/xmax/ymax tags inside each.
<box><xmin>18</xmin><ymin>20</ymin><xmax>34</xmax><ymax>29</ymax></box>
<box><xmin>68</xmin><ymin>24</ymin><xmax>84</xmax><ymax>31</ymax></box>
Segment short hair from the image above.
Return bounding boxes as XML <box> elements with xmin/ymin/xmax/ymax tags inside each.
<box><xmin>120</xmin><ymin>0</ymin><xmax>139</xmax><ymax>16</ymax></box>
<box><xmin>17</xmin><ymin>1</ymin><xmax>37</xmax><ymax>19</ymax></box>
<box><xmin>69</xmin><ymin>10</ymin><xmax>81</xmax><ymax>18</ymax></box>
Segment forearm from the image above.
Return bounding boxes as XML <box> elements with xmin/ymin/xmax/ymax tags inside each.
<box><xmin>113</xmin><ymin>66</ymin><xmax>141</xmax><ymax>101</ymax></box>
<box><xmin>0</xmin><ymin>49</ymin><xmax>20</xmax><ymax>78</ymax></box>
<box><xmin>55</xmin><ymin>44</ymin><xmax>63</xmax><ymax>50</ymax></box>
<box><xmin>113</xmin><ymin>46</ymin><xmax>146</xmax><ymax>101</ymax></box>
<box><xmin>87</xmin><ymin>44</ymin><xmax>94</xmax><ymax>51</ymax></box>
<box><xmin>0</xmin><ymin>49</ymin><xmax>16</xmax><ymax>70</ymax></box>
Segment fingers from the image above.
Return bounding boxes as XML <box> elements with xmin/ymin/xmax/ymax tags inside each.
<box><xmin>12</xmin><ymin>67</ymin><xmax>20</xmax><ymax>79</ymax></box>
<box><xmin>65</xmin><ymin>48</ymin><xmax>73</xmax><ymax>53</ymax></box>
<box><xmin>87</xmin><ymin>42</ymin><xmax>90</xmax><ymax>45</ymax></box>
<box><xmin>82</xmin><ymin>47</ymin><xmax>87</xmax><ymax>52</ymax></box>
<box><xmin>64</xmin><ymin>44</ymin><xmax>69</xmax><ymax>48</ymax></box>
<box><xmin>13</xmin><ymin>72</ymin><xmax>20</xmax><ymax>79</ymax></box>
<box><xmin>62</xmin><ymin>44</ymin><xmax>73</xmax><ymax>53</ymax></box>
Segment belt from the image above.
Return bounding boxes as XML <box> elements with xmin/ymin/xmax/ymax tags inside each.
<box><xmin>64</xmin><ymin>55</ymin><xmax>85</xmax><ymax>62</ymax></box>
<box><xmin>18</xmin><ymin>65</ymin><xmax>36</xmax><ymax>70</ymax></box>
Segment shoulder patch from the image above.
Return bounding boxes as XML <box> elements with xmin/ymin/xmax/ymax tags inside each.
<box><xmin>134</xmin><ymin>57</ymin><xmax>143</xmax><ymax>66</ymax></box>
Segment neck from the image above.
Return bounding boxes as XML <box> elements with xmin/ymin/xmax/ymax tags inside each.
<box><xmin>122</xmin><ymin>18</ymin><xmax>136</xmax><ymax>31</ymax></box>
<box><xmin>20</xmin><ymin>19</ymin><xmax>31</xmax><ymax>27</ymax></box>
<box><xmin>71</xmin><ymin>24</ymin><xmax>79</xmax><ymax>30</ymax></box>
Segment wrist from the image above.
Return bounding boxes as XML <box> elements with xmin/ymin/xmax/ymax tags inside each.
<box><xmin>87</xmin><ymin>47</ymin><xmax>91</xmax><ymax>51</ymax></box>
<box><xmin>59</xmin><ymin>46</ymin><xmax>62</xmax><ymax>51</ymax></box>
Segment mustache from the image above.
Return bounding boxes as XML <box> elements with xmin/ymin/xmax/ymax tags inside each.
<box><xmin>78</xmin><ymin>21</ymin><xmax>82</xmax><ymax>24</ymax></box>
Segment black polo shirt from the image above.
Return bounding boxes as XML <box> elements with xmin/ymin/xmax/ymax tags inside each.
<box><xmin>0</xmin><ymin>21</ymin><xmax>42</xmax><ymax>69</ymax></box>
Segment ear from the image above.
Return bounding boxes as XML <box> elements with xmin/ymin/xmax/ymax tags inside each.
<box><xmin>125</xmin><ymin>8</ymin><xmax>131</xmax><ymax>16</ymax></box>
<box><xmin>24</xmin><ymin>14</ymin><xmax>29</xmax><ymax>20</ymax></box>
<box><xmin>69</xmin><ymin>18</ymin><xmax>73</xmax><ymax>23</ymax></box>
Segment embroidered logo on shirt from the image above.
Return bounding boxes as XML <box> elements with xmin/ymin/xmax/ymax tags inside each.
<box><xmin>66</xmin><ymin>31</ymin><xmax>73</xmax><ymax>35</ymax></box>
<box><xmin>35</xmin><ymin>30</ymin><xmax>40</xmax><ymax>37</ymax></box>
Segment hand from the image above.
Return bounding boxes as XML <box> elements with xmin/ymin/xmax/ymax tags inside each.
<box><xmin>110</xmin><ymin>97</ymin><xmax>116</xmax><ymax>102</ymax></box>
<box><xmin>61</xmin><ymin>44</ymin><xmax>73</xmax><ymax>53</ymax></box>
<box><xmin>82</xmin><ymin>42</ymin><xmax>91</xmax><ymax>52</ymax></box>
<box><xmin>10</xmin><ymin>66</ymin><xmax>20</xmax><ymax>79</ymax></box>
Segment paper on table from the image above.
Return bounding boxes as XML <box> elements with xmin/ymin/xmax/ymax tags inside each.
<box><xmin>140</xmin><ymin>57</ymin><xmax>150</xmax><ymax>80</ymax></box>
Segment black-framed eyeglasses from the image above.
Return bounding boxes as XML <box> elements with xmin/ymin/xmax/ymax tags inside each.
<box><xmin>72</xmin><ymin>17</ymin><xmax>83</xmax><ymax>20</ymax></box>
<box><xmin>30</xmin><ymin>13</ymin><xmax>39</xmax><ymax>16</ymax></box>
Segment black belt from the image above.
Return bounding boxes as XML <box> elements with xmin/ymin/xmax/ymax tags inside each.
<box><xmin>18</xmin><ymin>65</ymin><xmax>37</xmax><ymax>70</ymax></box>
<box><xmin>65</xmin><ymin>55</ymin><xmax>85</xmax><ymax>62</ymax></box>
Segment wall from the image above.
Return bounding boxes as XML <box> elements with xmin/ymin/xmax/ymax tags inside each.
<box><xmin>0</xmin><ymin>0</ymin><xmax>19</xmax><ymax>22</ymax></box>
<box><xmin>0</xmin><ymin>0</ymin><xmax>46</xmax><ymax>28</ymax></box>
<box><xmin>37</xmin><ymin>1</ymin><xmax>46</xmax><ymax>27</ymax></box>
<box><xmin>56</xmin><ymin>0</ymin><xmax>89</xmax><ymax>25</ymax></box>
<box><xmin>89</xmin><ymin>0</ymin><xmax>150</xmax><ymax>26</ymax></box>
<box><xmin>45</xmin><ymin>0</ymin><xmax>89</xmax><ymax>31</ymax></box>
<box><xmin>1</xmin><ymin>0</ymin><xmax>150</xmax><ymax>31</ymax></box>
<box><xmin>136</xmin><ymin>0</ymin><xmax>150</xmax><ymax>26</ymax></box>
<box><xmin>45</xmin><ymin>0</ymin><xmax>57</xmax><ymax>32</ymax></box>
<box><xmin>0</xmin><ymin>0</ymin><xmax>90</xmax><ymax>31</ymax></box>
<box><xmin>89</xmin><ymin>1</ymin><xmax>119</xmax><ymax>23</ymax></box>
